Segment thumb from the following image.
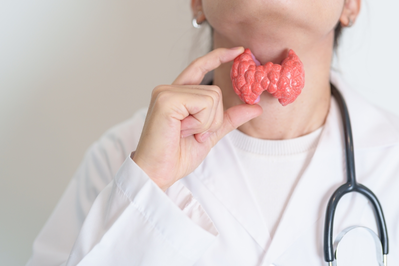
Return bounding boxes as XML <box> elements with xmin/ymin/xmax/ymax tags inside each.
<box><xmin>212</xmin><ymin>104</ymin><xmax>263</xmax><ymax>143</ymax></box>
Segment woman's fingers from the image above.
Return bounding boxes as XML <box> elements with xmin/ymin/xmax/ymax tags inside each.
<box><xmin>151</xmin><ymin>46</ymin><xmax>259</xmax><ymax>148</ymax></box>
<box><xmin>151</xmin><ymin>88</ymin><xmax>220</xmax><ymax>137</ymax></box>
<box><xmin>180</xmin><ymin>87</ymin><xmax>223</xmax><ymax>136</ymax></box>
<box><xmin>173</xmin><ymin>47</ymin><xmax>244</xmax><ymax>86</ymax></box>
<box><xmin>169</xmin><ymin>47</ymin><xmax>245</xmax><ymax>137</ymax></box>
<box><xmin>152</xmin><ymin>85</ymin><xmax>223</xmax><ymax>137</ymax></box>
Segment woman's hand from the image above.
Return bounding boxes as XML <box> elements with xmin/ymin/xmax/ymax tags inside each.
<box><xmin>132</xmin><ymin>47</ymin><xmax>263</xmax><ymax>191</ymax></box>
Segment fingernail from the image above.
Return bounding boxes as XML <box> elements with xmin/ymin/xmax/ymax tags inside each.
<box><xmin>230</xmin><ymin>46</ymin><xmax>244</xmax><ymax>51</ymax></box>
<box><xmin>200</xmin><ymin>132</ymin><xmax>211</xmax><ymax>142</ymax></box>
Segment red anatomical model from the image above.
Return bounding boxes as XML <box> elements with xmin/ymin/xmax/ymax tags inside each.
<box><xmin>230</xmin><ymin>48</ymin><xmax>305</xmax><ymax>106</ymax></box>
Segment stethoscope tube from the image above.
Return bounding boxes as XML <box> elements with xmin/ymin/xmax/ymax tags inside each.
<box><xmin>323</xmin><ymin>85</ymin><xmax>389</xmax><ymax>264</ymax></box>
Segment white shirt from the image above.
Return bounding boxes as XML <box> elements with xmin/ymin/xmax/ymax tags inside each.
<box><xmin>230</xmin><ymin>127</ymin><xmax>322</xmax><ymax>239</ymax></box>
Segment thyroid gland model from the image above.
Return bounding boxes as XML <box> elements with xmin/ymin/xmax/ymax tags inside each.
<box><xmin>230</xmin><ymin>48</ymin><xmax>305</xmax><ymax>106</ymax></box>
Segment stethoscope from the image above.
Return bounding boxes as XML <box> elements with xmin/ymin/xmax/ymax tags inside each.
<box><xmin>324</xmin><ymin>84</ymin><xmax>389</xmax><ymax>265</ymax></box>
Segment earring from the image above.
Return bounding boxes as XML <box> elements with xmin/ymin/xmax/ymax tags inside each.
<box><xmin>347</xmin><ymin>17</ymin><xmax>353</xmax><ymax>27</ymax></box>
<box><xmin>192</xmin><ymin>17</ymin><xmax>201</xmax><ymax>28</ymax></box>
<box><xmin>192</xmin><ymin>11</ymin><xmax>203</xmax><ymax>29</ymax></box>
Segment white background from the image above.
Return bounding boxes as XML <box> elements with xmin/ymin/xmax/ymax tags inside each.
<box><xmin>0</xmin><ymin>0</ymin><xmax>398</xmax><ymax>265</ymax></box>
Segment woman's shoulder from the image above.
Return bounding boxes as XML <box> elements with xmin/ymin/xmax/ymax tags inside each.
<box><xmin>332</xmin><ymin>73</ymin><xmax>399</xmax><ymax>150</ymax></box>
<box><xmin>78</xmin><ymin>107</ymin><xmax>148</xmax><ymax>184</ymax></box>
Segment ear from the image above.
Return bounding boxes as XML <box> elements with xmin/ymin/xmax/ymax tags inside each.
<box><xmin>191</xmin><ymin>0</ymin><xmax>206</xmax><ymax>24</ymax></box>
<box><xmin>339</xmin><ymin>0</ymin><xmax>361</xmax><ymax>27</ymax></box>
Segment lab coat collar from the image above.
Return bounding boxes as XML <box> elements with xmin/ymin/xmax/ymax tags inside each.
<box><xmin>330</xmin><ymin>71</ymin><xmax>399</xmax><ymax>149</ymax></box>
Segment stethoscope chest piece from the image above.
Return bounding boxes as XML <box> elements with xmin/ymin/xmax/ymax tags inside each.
<box><xmin>333</xmin><ymin>226</ymin><xmax>385</xmax><ymax>266</ymax></box>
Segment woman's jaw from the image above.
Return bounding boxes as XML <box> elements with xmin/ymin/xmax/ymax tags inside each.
<box><xmin>201</xmin><ymin>0</ymin><xmax>343</xmax><ymax>62</ymax></box>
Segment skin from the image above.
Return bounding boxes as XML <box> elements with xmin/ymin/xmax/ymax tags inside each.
<box><xmin>133</xmin><ymin>0</ymin><xmax>361</xmax><ymax>191</ymax></box>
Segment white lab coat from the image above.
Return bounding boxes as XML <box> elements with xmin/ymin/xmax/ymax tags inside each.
<box><xmin>27</xmin><ymin>72</ymin><xmax>399</xmax><ymax>266</ymax></box>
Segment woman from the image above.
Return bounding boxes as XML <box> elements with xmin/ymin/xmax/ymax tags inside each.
<box><xmin>28</xmin><ymin>0</ymin><xmax>399</xmax><ymax>265</ymax></box>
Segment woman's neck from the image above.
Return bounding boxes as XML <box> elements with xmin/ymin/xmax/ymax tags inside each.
<box><xmin>213</xmin><ymin>31</ymin><xmax>334</xmax><ymax>140</ymax></box>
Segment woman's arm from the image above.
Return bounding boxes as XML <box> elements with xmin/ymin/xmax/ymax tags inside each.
<box><xmin>27</xmin><ymin>111</ymin><xmax>217</xmax><ymax>266</ymax></box>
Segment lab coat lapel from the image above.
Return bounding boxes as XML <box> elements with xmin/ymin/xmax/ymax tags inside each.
<box><xmin>263</xmin><ymin>96</ymin><xmax>347</xmax><ymax>264</ymax></box>
<box><xmin>330</xmin><ymin>71</ymin><xmax>399</xmax><ymax>150</ymax></box>
<box><xmin>194</xmin><ymin>137</ymin><xmax>271</xmax><ymax>251</ymax></box>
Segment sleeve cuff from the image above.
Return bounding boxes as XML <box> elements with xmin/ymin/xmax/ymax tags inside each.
<box><xmin>115</xmin><ymin>155</ymin><xmax>218</xmax><ymax>260</ymax></box>
<box><xmin>166</xmin><ymin>179</ymin><xmax>218</xmax><ymax>237</ymax></box>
